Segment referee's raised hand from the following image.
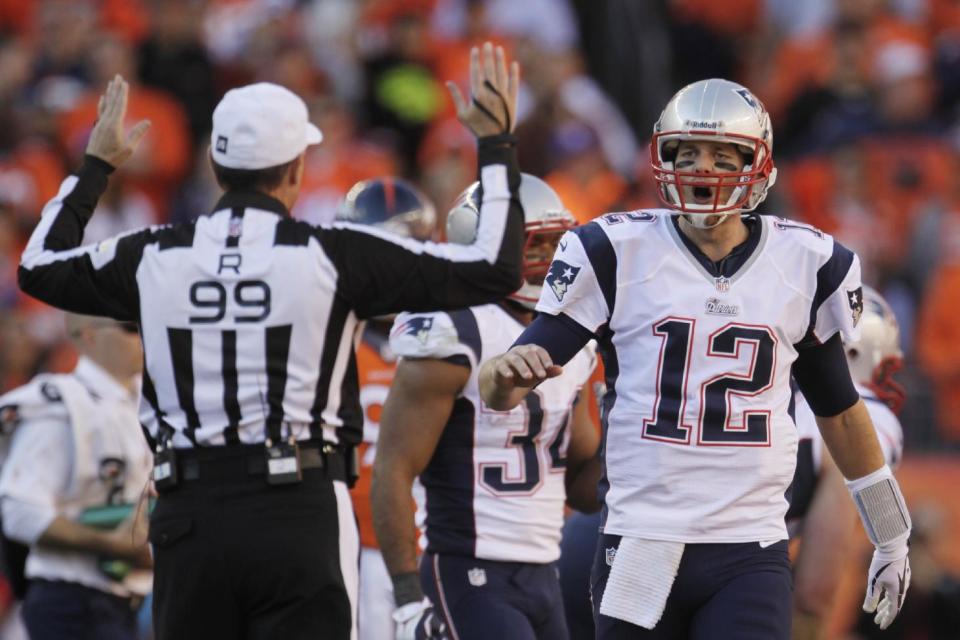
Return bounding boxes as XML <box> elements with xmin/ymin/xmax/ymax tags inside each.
<box><xmin>86</xmin><ymin>74</ymin><xmax>151</xmax><ymax>169</ymax></box>
<box><xmin>447</xmin><ymin>42</ymin><xmax>519</xmax><ymax>138</ymax></box>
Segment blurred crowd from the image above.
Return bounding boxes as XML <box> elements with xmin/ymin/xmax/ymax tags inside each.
<box><xmin>0</xmin><ymin>0</ymin><xmax>959</xmax><ymax>446</ymax></box>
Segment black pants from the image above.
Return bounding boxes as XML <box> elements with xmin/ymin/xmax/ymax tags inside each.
<box><xmin>149</xmin><ymin>446</ymin><xmax>359</xmax><ymax>640</ymax></box>
<box><xmin>22</xmin><ymin>579</ymin><xmax>138</xmax><ymax>640</ymax></box>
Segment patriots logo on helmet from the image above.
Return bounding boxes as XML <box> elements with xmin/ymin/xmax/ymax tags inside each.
<box><xmin>393</xmin><ymin>316</ymin><xmax>434</xmax><ymax>344</ymax></box>
<box><xmin>546</xmin><ymin>260</ymin><xmax>581</xmax><ymax>303</ymax></box>
<box><xmin>735</xmin><ymin>88</ymin><xmax>760</xmax><ymax>111</ymax></box>
<box><xmin>847</xmin><ymin>287</ymin><xmax>864</xmax><ymax>327</ymax></box>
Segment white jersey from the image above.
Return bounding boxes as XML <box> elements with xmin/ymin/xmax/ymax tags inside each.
<box><xmin>0</xmin><ymin>358</ymin><xmax>153</xmax><ymax>596</ymax></box>
<box><xmin>390</xmin><ymin>304</ymin><xmax>595</xmax><ymax>563</ymax></box>
<box><xmin>787</xmin><ymin>383</ymin><xmax>904</xmax><ymax>535</ymax></box>
<box><xmin>536</xmin><ymin>211</ymin><xmax>863</xmax><ymax>543</ymax></box>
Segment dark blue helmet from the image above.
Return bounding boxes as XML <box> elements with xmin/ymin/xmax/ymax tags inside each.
<box><xmin>336</xmin><ymin>177</ymin><xmax>436</xmax><ymax>241</ymax></box>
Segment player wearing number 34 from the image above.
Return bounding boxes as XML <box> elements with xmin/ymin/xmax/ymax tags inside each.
<box><xmin>372</xmin><ymin>175</ymin><xmax>601</xmax><ymax>640</ymax></box>
<box><xmin>479</xmin><ymin>78</ymin><xmax>912</xmax><ymax>640</ymax></box>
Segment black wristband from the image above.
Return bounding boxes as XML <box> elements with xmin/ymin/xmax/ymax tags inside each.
<box><xmin>478</xmin><ymin>133</ymin><xmax>517</xmax><ymax>149</ymax></box>
<box><xmin>391</xmin><ymin>571</ymin><xmax>424</xmax><ymax>607</ymax></box>
<box><xmin>82</xmin><ymin>154</ymin><xmax>117</xmax><ymax>176</ymax></box>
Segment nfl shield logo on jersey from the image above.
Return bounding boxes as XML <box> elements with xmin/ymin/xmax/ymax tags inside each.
<box><xmin>847</xmin><ymin>287</ymin><xmax>863</xmax><ymax>327</ymax></box>
<box><xmin>713</xmin><ymin>276</ymin><xmax>731</xmax><ymax>293</ymax></box>
<box><xmin>468</xmin><ymin>567</ymin><xmax>487</xmax><ymax>587</ymax></box>
<box><xmin>606</xmin><ymin>546</ymin><xmax>617</xmax><ymax>567</ymax></box>
<box><xmin>546</xmin><ymin>260</ymin><xmax>581</xmax><ymax>302</ymax></box>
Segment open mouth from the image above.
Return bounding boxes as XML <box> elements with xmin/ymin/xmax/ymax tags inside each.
<box><xmin>692</xmin><ymin>186</ymin><xmax>713</xmax><ymax>202</ymax></box>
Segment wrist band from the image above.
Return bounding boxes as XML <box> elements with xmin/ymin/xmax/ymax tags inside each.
<box><xmin>846</xmin><ymin>465</ymin><xmax>911</xmax><ymax>548</ymax></box>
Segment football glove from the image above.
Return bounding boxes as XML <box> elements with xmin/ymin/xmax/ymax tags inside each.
<box><xmin>846</xmin><ymin>465</ymin><xmax>912</xmax><ymax>630</ymax></box>
<box><xmin>392</xmin><ymin>597</ymin><xmax>448</xmax><ymax>640</ymax></box>
<box><xmin>863</xmin><ymin>547</ymin><xmax>910</xmax><ymax>630</ymax></box>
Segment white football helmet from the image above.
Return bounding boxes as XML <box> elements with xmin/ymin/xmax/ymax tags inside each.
<box><xmin>845</xmin><ymin>286</ymin><xmax>905</xmax><ymax>413</ymax></box>
<box><xmin>446</xmin><ymin>174</ymin><xmax>576</xmax><ymax>309</ymax></box>
<box><xmin>651</xmin><ymin>78</ymin><xmax>778</xmax><ymax>218</ymax></box>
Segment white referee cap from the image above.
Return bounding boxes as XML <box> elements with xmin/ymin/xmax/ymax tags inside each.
<box><xmin>210</xmin><ymin>83</ymin><xmax>323</xmax><ymax>170</ymax></box>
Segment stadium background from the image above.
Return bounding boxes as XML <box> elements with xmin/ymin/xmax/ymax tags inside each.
<box><xmin>0</xmin><ymin>0</ymin><xmax>957</xmax><ymax>637</ymax></box>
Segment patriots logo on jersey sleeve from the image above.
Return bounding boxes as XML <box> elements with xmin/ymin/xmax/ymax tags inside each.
<box><xmin>847</xmin><ymin>287</ymin><xmax>864</xmax><ymax>327</ymax></box>
<box><xmin>546</xmin><ymin>260</ymin><xmax>581</xmax><ymax>302</ymax></box>
<box><xmin>392</xmin><ymin>316</ymin><xmax>434</xmax><ymax>344</ymax></box>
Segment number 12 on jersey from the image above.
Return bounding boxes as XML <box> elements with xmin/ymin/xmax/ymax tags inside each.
<box><xmin>643</xmin><ymin>317</ymin><xmax>777</xmax><ymax>446</ymax></box>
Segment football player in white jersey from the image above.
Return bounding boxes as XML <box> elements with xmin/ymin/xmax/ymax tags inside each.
<box><xmin>334</xmin><ymin>177</ymin><xmax>438</xmax><ymax>640</ymax></box>
<box><xmin>789</xmin><ymin>286</ymin><xmax>905</xmax><ymax>640</ymax></box>
<box><xmin>372</xmin><ymin>175</ymin><xmax>600</xmax><ymax>640</ymax></box>
<box><xmin>479</xmin><ymin>79</ymin><xmax>912</xmax><ymax>639</ymax></box>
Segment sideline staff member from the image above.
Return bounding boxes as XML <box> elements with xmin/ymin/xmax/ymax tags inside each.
<box><xmin>0</xmin><ymin>314</ymin><xmax>152</xmax><ymax>640</ymax></box>
<box><xmin>17</xmin><ymin>43</ymin><xmax>523</xmax><ymax>640</ymax></box>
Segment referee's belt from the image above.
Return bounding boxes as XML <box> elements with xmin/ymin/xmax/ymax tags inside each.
<box><xmin>175</xmin><ymin>441</ymin><xmax>349</xmax><ymax>484</ymax></box>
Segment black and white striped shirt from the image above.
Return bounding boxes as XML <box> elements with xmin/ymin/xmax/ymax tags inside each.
<box><xmin>18</xmin><ymin>139</ymin><xmax>524</xmax><ymax>449</ymax></box>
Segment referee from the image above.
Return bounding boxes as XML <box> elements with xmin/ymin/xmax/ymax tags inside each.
<box><xmin>18</xmin><ymin>43</ymin><xmax>522</xmax><ymax>640</ymax></box>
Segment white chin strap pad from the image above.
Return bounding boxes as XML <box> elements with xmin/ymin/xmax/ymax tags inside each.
<box><xmin>846</xmin><ymin>465</ymin><xmax>911</xmax><ymax>549</ymax></box>
<box><xmin>682</xmin><ymin>213</ymin><xmax>732</xmax><ymax>229</ymax></box>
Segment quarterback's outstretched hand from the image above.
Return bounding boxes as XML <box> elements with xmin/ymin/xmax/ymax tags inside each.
<box><xmin>447</xmin><ymin>42</ymin><xmax>519</xmax><ymax>137</ymax></box>
<box><xmin>86</xmin><ymin>74</ymin><xmax>151</xmax><ymax>169</ymax></box>
<box><xmin>491</xmin><ymin>344</ymin><xmax>563</xmax><ymax>389</ymax></box>
<box><xmin>393</xmin><ymin>597</ymin><xmax>448</xmax><ymax>640</ymax></box>
<box><xmin>863</xmin><ymin>549</ymin><xmax>910</xmax><ymax>630</ymax></box>
<box><xmin>479</xmin><ymin>344</ymin><xmax>564</xmax><ymax>410</ymax></box>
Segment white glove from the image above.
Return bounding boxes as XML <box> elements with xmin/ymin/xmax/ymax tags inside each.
<box><xmin>392</xmin><ymin>597</ymin><xmax>448</xmax><ymax>640</ymax></box>
<box><xmin>862</xmin><ymin>546</ymin><xmax>911</xmax><ymax>630</ymax></box>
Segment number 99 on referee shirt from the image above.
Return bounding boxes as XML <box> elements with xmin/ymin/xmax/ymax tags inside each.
<box><xmin>189</xmin><ymin>279</ymin><xmax>271</xmax><ymax>324</ymax></box>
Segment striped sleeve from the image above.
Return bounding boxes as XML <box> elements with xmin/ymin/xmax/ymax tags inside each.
<box><xmin>534</xmin><ymin>221</ymin><xmax>616</xmax><ymax>334</ymax></box>
<box><xmin>17</xmin><ymin>156</ymin><xmax>152</xmax><ymax>320</ymax></box>
<box><xmin>315</xmin><ymin>137</ymin><xmax>525</xmax><ymax>319</ymax></box>
<box><xmin>805</xmin><ymin>240</ymin><xmax>863</xmax><ymax>346</ymax></box>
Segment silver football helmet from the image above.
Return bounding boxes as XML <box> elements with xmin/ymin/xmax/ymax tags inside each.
<box><xmin>845</xmin><ymin>286</ymin><xmax>905</xmax><ymax>413</ymax></box>
<box><xmin>337</xmin><ymin>177</ymin><xmax>436</xmax><ymax>241</ymax></box>
<box><xmin>446</xmin><ymin>174</ymin><xmax>576</xmax><ymax>309</ymax></box>
<box><xmin>651</xmin><ymin>78</ymin><xmax>778</xmax><ymax>219</ymax></box>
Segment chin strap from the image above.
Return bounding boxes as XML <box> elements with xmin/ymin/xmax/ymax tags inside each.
<box><xmin>681</xmin><ymin>213</ymin><xmax>733</xmax><ymax>229</ymax></box>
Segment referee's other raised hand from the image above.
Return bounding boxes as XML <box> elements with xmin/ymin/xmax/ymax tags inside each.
<box><xmin>85</xmin><ymin>74</ymin><xmax>151</xmax><ymax>169</ymax></box>
<box><xmin>446</xmin><ymin>41</ymin><xmax>520</xmax><ymax>138</ymax></box>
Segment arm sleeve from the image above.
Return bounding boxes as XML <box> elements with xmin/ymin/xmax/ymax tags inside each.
<box><xmin>318</xmin><ymin>136</ymin><xmax>524</xmax><ymax>319</ymax></box>
<box><xmin>0</xmin><ymin>416</ymin><xmax>71</xmax><ymax>544</ymax></box>
<box><xmin>17</xmin><ymin>156</ymin><xmax>152</xmax><ymax>320</ymax></box>
<box><xmin>513</xmin><ymin>313</ymin><xmax>595</xmax><ymax>367</ymax></box>
<box><xmin>792</xmin><ymin>334</ymin><xmax>860</xmax><ymax>417</ymax></box>
<box><xmin>534</xmin><ymin>222</ymin><xmax>615</xmax><ymax>334</ymax></box>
